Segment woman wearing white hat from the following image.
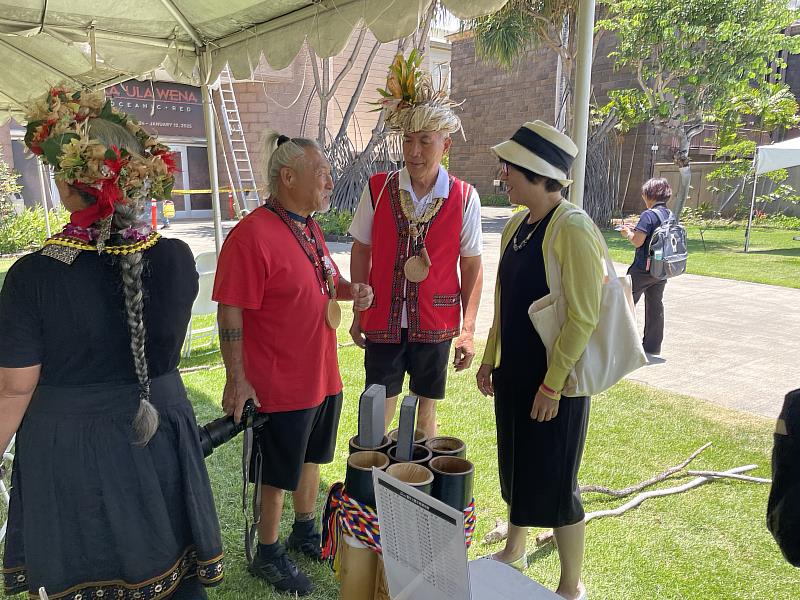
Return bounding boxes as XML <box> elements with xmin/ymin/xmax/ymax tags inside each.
<box><xmin>476</xmin><ymin>121</ymin><xmax>604</xmax><ymax>600</ymax></box>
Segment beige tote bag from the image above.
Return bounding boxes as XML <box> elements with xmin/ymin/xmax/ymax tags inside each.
<box><xmin>528</xmin><ymin>208</ymin><xmax>647</xmax><ymax>397</ymax></box>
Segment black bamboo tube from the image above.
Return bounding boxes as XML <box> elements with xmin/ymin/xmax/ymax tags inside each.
<box><xmin>385</xmin><ymin>463</ymin><xmax>434</xmax><ymax>495</ymax></box>
<box><xmin>387</xmin><ymin>443</ymin><xmax>432</xmax><ymax>467</ymax></box>
<box><xmin>349</xmin><ymin>434</ymin><xmax>392</xmax><ymax>456</ymax></box>
<box><xmin>425</xmin><ymin>436</ymin><xmax>467</xmax><ymax>459</ymax></box>
<box><xmin>387</xmin><ymin>428</ymin><xmax>427</xmax><ymax>446</ymax></box>
<box><xmin>429</xmin><ymin>456</ymin><xmax>475</xmax><ymax>511</ymax></box>
<box><xmin>345</xmin><ymin>451</ymin><xmax>390</xmax><ymax>508</ymax></box>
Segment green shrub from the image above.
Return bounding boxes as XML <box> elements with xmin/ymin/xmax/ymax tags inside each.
<box><xmin>763</xmin><ymin>212</ymin><xmax>800</xmax><ymax>230</ymax></box>
<box><xmin>0</xmin><ymin>207</ymin><xmax>69</xmax><ymax>254</ymax></box>
<box><xmin>316</xmin><ymin>208</ymin><xmax>353</xmax><ymax>236</ymax></box>
<box><xmin>0</xmin><ymin>143</ymin><xmax>22</xmax><ymax>225</ymax></box>
<box><xmin>481</xmin><ymin>194</ymin><xmax>511</xmax><ymax>207</ymax></box>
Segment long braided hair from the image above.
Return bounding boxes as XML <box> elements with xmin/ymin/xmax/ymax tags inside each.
<box><xmin>115</xmin><ymin>206</ymin><xmax>158</xmax><ymax>445</ymax></box>
<box><xmin>82</xmin><ymin>119</ymin><xmax>158</xmax><ymax>444</ymax></box>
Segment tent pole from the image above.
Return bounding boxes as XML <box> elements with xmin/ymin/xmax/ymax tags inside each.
<box><xmin>37</xmin><ymin>163</ymin><xmax>51</xmax><ymax>238</ymax></box>
<box><xmin>200</xmin><ymin>51</ymin><xmax>224</xmax><ymax>255</ymax></box>
<box><xmin>568</xmin><ymin>0</ymin><xmax>596</xmax><ymax>209</ymax></box>
<box><xmin>744</xmin><ymin>160</ymin><xmax>758</xmax><ymax>253</ymax></box>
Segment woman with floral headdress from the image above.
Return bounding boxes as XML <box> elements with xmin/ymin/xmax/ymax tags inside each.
<box><xmin>0</xmin><ymin>87</ymin><xmax>223</xmax><ymax>600</ymax></box>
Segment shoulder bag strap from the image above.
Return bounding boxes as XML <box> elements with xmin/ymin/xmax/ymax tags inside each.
<box><xmin>546</xmin><ymin>208</ymin><xmax>618</xmax><ymax>296</ymax></box>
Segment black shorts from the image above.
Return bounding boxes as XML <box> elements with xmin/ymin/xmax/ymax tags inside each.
<box><xmin>364</xmin><ymin>330</ymin><xmax>452</xmax><ymax>400</ymax></box>
<box><xmin>248</xmin><ymin>392</ymin><xmax>343</xmax><ymax>491</ymax></box>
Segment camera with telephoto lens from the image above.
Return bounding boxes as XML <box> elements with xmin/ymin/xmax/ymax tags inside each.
<box><xmin>199</xmin><ymin>399</ymin><xmax>268</xmax><ymax>458</ymax></box>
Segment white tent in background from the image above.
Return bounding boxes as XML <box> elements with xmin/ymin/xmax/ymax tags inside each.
<box><xmin>745</xmin><ymin>136</ymin><xmax>800</xmax><ymax>251</ymax></box>
<box><xmin>0</xmin><ymin>0</ymin><xmax>598</xmax><ymax>253</ymax></box>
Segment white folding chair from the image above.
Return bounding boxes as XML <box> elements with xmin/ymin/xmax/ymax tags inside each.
<box><xmin>194</xmin><ymin>251</ymin><xmax>217</xmax><ymax>275</ymax></box>
<box><xmin>182</xmin><ymin>269</ymin><xmax>219</xmax><ymax>358</ymax></box>
<box><xmin>1</xmin><ymin>435</ymin><xmax>14</xmax><ymax>543</ymax></box>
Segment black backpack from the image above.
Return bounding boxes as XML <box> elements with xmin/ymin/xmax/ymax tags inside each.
<box><xmin>647</xmin><ymin>207</ymin><xmax>687</xmax><ymax>280</ymax></box>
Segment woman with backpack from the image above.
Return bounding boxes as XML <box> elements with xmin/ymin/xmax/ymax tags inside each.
<box><xmin>619</xmin><ymin>177</ymin><xmax>675</xmax><ymax>358</ymax></box>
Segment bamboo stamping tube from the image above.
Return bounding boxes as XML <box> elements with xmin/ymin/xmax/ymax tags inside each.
<box><xmin>387</xmin><ymin>443</ymin><xmax>432</xmax><ymax>467</ymax></box>
<box><xmin>425</xmin><ymin>436</ymin><xmax>467</xmax><ymax>459</ymax></box>
<box><xmin>385</xmin><ymin>462</ymin><xmax>434</xmax><ymax>495</ymax></box>
<box><xmin>387</xmin><ymin>427</ymin><xmax>427</xmax><ymax>446</ymax></box>
<box><xmin>373</xmin><ymin>556</ymin><xmax>391</xmax><ymax>600</ymax></box>
<box><xmin>348</xmin><ymin>434</ymin><xmax>392</xmax><ymax>455</ymax></box>
<box><xmin>429</xmin><ymin>456</ymin><xmax>475</xmax><ymax>511</ymax></box>
<box><xmin>339</xmin><ymin>534</ymin><xmax>377</xmax><ymax>600</ymax></box>
<box><xmin>345</xmin><ymin>451</ymin><xmax>390</xmax><ymax>508</ymax></box>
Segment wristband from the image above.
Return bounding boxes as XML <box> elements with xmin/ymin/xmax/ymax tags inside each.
<box><xmin>539</xmin><ymin>384</ymin><xmax>560</xmax><ymax>401</ymax></box>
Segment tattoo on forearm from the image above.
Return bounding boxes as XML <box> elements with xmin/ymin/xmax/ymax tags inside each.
<box><xmin>219</xmin><ymin>328</ymin><xmax>243</xmax><ymax>342</ymax></box>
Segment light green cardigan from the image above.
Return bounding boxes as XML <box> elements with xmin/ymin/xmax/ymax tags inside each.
<box><xmin>480</xmin><ymin>201</ymin><xmax>604</xmax><ymax>394</ymax></box>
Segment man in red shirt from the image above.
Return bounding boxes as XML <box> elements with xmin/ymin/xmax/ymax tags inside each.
<box><xmin>213</xmin><ymin>133</ymin><xmax>372</xmax><ymax>597</ymax></box>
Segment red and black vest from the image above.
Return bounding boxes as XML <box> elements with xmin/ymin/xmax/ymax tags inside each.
<box><xmin>360</xmin><ymin>171</ymin><xmax>472</xmax><ymax>344</ymax></box>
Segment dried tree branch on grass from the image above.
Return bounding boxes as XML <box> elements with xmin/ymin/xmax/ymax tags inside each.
<box><xmin>481</xmin><ymin>443</ymin><xmax>772</xmax><ymax>546</ymax></box>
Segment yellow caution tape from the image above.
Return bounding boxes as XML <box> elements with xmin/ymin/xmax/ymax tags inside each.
<box><xmin>172</xmin><ymin>188</ymin><xmax>260</xmax><ymax>194</ymax></box>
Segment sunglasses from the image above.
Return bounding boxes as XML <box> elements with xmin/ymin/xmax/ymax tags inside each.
<box><xmin>500</xmin><ymin>161</ymin><xmax>509</xmax><ymax>176</ymax></box>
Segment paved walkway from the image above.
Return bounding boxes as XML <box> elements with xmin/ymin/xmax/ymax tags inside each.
<box><xmin>166</xmin><ymin>207</ymin><xmax>798</xmax><ymax>419</ymax></box>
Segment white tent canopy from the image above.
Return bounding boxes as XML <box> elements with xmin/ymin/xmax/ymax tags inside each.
<box><xmin>0</xmin><ymin>0</ymin><xmax>598</xmax><ymax>252</ymax></box>
<box><xmin>745</xmin><ymin>136</ymin><xmax>800</xmax><ymax>251</ymax></box>
<box><xmin>0</xmin><ymin>0</ymin><xmax>508</xmax><ymax>121</ymax></box>
<box><xmin>754</xmin><ymin>136</ymin><xmax>800</xmax><ymax>175</ymax></box>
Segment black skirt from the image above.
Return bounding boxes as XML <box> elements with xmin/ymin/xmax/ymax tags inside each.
<box><xmin>493</xmin><ymin>372</ymin><xmax>590</xmax><ymax>528</ymax></box>
<box><xmin>493</xmin><ymin>209</ymin><xmax>590</xmax><ymax>528</ymax></box>
<box><xmin>2</xmin><ymin>371</ymin><xmax>223</xmax><ymax>600</ymax></box>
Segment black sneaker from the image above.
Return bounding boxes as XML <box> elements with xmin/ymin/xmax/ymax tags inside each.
<box><xmin>286</xmin><ymin>522</ymin><xmax>323</xmax><ymax>561</ymax></box>
<box><xmin>249</xmin><ymin>543</ymin><xmax>313</xmax><ymax>596</ymax></box>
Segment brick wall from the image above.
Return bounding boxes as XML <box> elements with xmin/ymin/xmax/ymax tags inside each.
<box><xmin>222</xmin><ymin>31</ymin><xmax>398</xmax><ymax>194</ymax></box>
<box><xmin>449</xmin><ymin>38</ymin><xmax>558</xmax><ymax>199</ymax></box>
<box><xmin>449</xmin><ymin>32</ymin><xmax>665</xmax><ymax>214</ymax></box>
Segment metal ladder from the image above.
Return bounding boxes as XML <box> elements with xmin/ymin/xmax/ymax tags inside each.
<box><xmin>217</xmin><ymin>64</ymin><xmax>260</xmax><ymax>214</ymax></box>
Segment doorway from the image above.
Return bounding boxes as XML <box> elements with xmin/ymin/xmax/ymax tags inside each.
<box><xmin>171</xmin><ymin>144</ymin><xmax>213</xmax><ymax>219</ymax></box>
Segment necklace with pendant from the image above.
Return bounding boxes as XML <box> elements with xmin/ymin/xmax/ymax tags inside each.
<box><xmin>400</xmin><ymin>186</ymin><xmax>445</xmax><ymax>283</ymax></box>
<box><xmin>512</xmin><ymin>216</ymin><xmax>545</xmax><ymax>252</ymax></box>
<box><xmin>269</xmin><ymin>201</ymin><xmax>341</xmax><ymax>329</ymax></box>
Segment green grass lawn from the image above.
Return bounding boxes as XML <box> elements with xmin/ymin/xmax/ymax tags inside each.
<box><xmin>1</xmin><ymin>240</ymin><xmax>798</xmax><ymax>598</ymax></box>
<box><xmin>603</xmin><ymin>225</ymin><xmax>800</xmax><ymax>288</ymax></box>
<box><xmin>181</xmin><ymin>308</ymin><xmax>798</xmax><ymax>600</ymax></box>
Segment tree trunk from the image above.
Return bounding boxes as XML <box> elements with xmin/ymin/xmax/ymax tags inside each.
<box><xmin>671</xmin><ymin>123</ymin><xmax>705</xmax><ymax>219</ymax></box>
<box><xmin>555</xmin><ymin>15</ymin><xmax>570</xmax><ymax>131</ymax></box>
<box><xmin>671</xmin><ymin>132</ymin><xmax>692</xmax><ymax>219</ymax></box>
<box><xmin>336</xmin><ymin>39</ymin><xmax>383</xmax><ymax>142</ymax></box>
<box><xmin>318</xmin><ymin>58</ymin><xmax>330</xmax><ymax>146</ymax></box>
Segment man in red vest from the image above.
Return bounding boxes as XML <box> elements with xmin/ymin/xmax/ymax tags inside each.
<box><xmin>349</xmin><ymin>54</ymin><xmax>483</xmax><ymax>438</ymax></box>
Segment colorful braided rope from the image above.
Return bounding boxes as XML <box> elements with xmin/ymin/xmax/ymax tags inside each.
<box><xmin>464</xmin><ymin>499</ymin><xmax>477</xmax><ymax>547</ymax></box>
<box><xmin>320</xmin><ymin>482</ymin><xmax>478</xmax><ymax>570</ymax></box>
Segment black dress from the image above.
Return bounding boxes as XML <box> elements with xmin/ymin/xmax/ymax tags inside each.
<box><xmin>493</xmin><ymin>209</ymin><xmax>590</xmax><ymax>528</ymax></box>
<box><xmin>0</xmin><ymin>239</ymin><xmax>223</xmax><ymax>600</ymax></box>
